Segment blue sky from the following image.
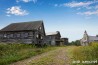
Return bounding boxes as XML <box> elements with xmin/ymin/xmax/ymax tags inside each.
<box><xmin>0</xmin><ymin>0</ymin><xmax>98</xmax><ymax>42</ymax></box>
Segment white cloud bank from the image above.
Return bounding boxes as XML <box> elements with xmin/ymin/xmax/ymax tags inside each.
<box><xmin>63</xmin><ymin>1</ymin><xmax>94</xmax><ymax>8</ymax></box>
<box><xmin>54</xmin><ymin>1</ymin><xmax>98</xmax><ymax>10</ymax></box>
<box><xmin>61</xmin><ymin>1</ymin><xmax>98</xmax><ymax>16</ymax></box>
<box><xmin>77</xmin><ymin>10</ymin><xmax>98</xmax><ymax>16</ymax></box>
<box><xmin>16</xmin><ymin>0</ymin><xmax>37</xmax><ymax>3</ymax></box>
<box><xmin>6</xmin><ymin>6</ymin><xmax>29</xmax><ymax>16</ymax></box>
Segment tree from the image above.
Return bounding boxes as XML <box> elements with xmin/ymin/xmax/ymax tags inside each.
<box><xmin>70</xmin><ymin>40</ymin><xmax>81</xmax><ymax>46</ymax></box>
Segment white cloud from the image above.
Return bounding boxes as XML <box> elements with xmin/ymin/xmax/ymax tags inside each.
<box><xmin>77</xmin><ymin>10</ymin><xmax>98</xmax><ymax>16</ymax></box>
<box><xmin>54</xmin><ymin>4</ymin><xmax>58</xmax><ymax>7</ymax></box>
<box><xmin>77</xmin><ymin>8</ymin><xmax>81</xmax><ymax>10</ymax></box>
<box><xmin>16</xmin><ymin>0</ymin><xmax>37</xmax><ymax>3</ymax></box>
<box><xmin>6</xmin><ymin>6</ymin><xmax>29</xmax><ymax>16</ymax></box>
<box><xmin>95</xmin><ymin>5</ymin><xmax>98</xmax><ymax>9</ymax></box>
<box><xmin>63</xmin><ymin>1</ymin><xmax>94</xmax><ymax>8</ymax></box>
<box><xmin>54</xmin><ymin>1</ymin><xmax>98</xmax><ymax>10</ymax></box>
<box><xmin>22</xmin><ymin>0</ymin><xmax>31</xmax><ymax>2</ymax></box>
<box><xmin>16</xmin><ymin>0</ymin><xmax>19</xmax><ymax>2</ymax></box>
<box><xmin>32</xmin><ymin>0</ymin><xmax>37</xmax><ymax>3</ymax></box>
<box><xmin>6</xmin><ymin>15</ymin><xmax>11</xmax><ymax>17</ymax></box>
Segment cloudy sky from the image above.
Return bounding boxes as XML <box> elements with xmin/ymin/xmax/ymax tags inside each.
<box><xmin>0</xmin><ymin>0</ymin><xmax>98</xmax><ymax>42</ymax></box>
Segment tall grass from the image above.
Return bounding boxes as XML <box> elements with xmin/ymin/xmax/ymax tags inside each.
<box><xmin>72</xmin><ymin>42</ymin><xmax>98</xmax><ymax>65</ymax></box>
<box><xmin>0</xmin><ymin>43</ymin><xmax>56</xmax><ymax>65</ymax></box>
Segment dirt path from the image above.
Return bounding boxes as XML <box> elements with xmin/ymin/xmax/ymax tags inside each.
<box><xmin>11</xmin><ymin>47</ymin><xmax>72</xmax><ymax>65</ymax></box>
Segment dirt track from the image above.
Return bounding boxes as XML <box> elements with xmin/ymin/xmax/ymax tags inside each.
<box><xmin>11</xmin><ymin>47</ymin><xmax>71</xmax><ymax>65</ymax></box>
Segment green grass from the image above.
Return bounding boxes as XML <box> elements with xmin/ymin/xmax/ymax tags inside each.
<box><xmin>0</xmin><ymin>43</ymin><xmax>56</xmax><ymax>65</ymax></box>
<box><xmin>72</xmin><ymin>42</ymin><xmax>98</xmax><ymax>65</ymax></box>
<box><xmin>65</xmin><ymin>46</ymin><xmax>76</xmax><ymax>64</ymax></box>
<box><xmin>2</xmin><ymin>43</ymin><xmax>98</xmax><ymax>65</ymax></box>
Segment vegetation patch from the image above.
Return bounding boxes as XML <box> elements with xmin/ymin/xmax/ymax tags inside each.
<box><xmin>0</xmin><ymin>43</ymin><xmax>56</xmax><ymax>65</ymax></box>
<box><xmin>72</xmin><ymin>42</ymin><xmax>98</xmax><ymax>65</ymax></box>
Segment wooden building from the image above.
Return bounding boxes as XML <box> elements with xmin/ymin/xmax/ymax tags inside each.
<box><xmin>46</xmin><ymin>31</ymin><xmax>61</xmax><ymax>45</ymax></box>
<box><xmin>0</xmin><ymin>21</ymin><xmax>46</xmax><ymax>45</ymax></box>
<box><xmin>61</xmin><ymin>38</ymin><xmax>68</xmax><ymax>45</ymax></box>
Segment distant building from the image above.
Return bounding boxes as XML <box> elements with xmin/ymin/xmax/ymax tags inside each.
<box><xmin>46</xmin><ymin>31</ymin><xmax>61</xmax><ymax>45</ymax></box>
<box><xmin>80</xmin><ymin>30</ymin><xmax>98</xmax><ymax>46</ymax></box>
<box><xmin>0</xmin><ymin>21</ymin><xmax>46</xmax><ymax>45</ymax></box>
<box><xmin>61</xmin><ymin>38</ymin><xmax>68</xmax><ymax>45</ymax></box>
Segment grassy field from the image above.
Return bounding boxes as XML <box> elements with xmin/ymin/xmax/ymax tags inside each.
<box><xmin>0</xmin><ymin>43</ymin><xmax>56</xmax><ymax>65</ymax></box>
<box><xmin>1</xmin><ymin>42</ymin><xmax>98</xmax><ymax>65</ymax></box>
<box><xmin>72</xmin><ymin>42</ymin><xmax>98</xmax><ymax>65</ymax></box>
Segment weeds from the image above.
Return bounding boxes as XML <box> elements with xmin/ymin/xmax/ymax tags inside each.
<box><xmin>0</xmin><ymin>43</ymin><xmax>56</xmax><ymax>65</ymax></box>
<box><xmin>72</xmin><ymin>42</ymin><xmax>98</xmax><ymax>65</ymax></box>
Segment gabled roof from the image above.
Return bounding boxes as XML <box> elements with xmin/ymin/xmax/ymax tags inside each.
<box><xmin>46</xmin><ymin>31</ymin><xmax>61</xmax><ymax>37</ymax></box>
<box><xmin>89</xmin><ymin>36</ymin><xmax>98</xmax><ymax>40</ymax></box>
<box><xmin>46</xmin><ymin>32</ymin><xmax>58</xmax><ymax>35</ymax></box>
<box><xmin>1</xmin><ymin>20</ymin><xmax>43</xmax><ymax>32</ymax></box>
